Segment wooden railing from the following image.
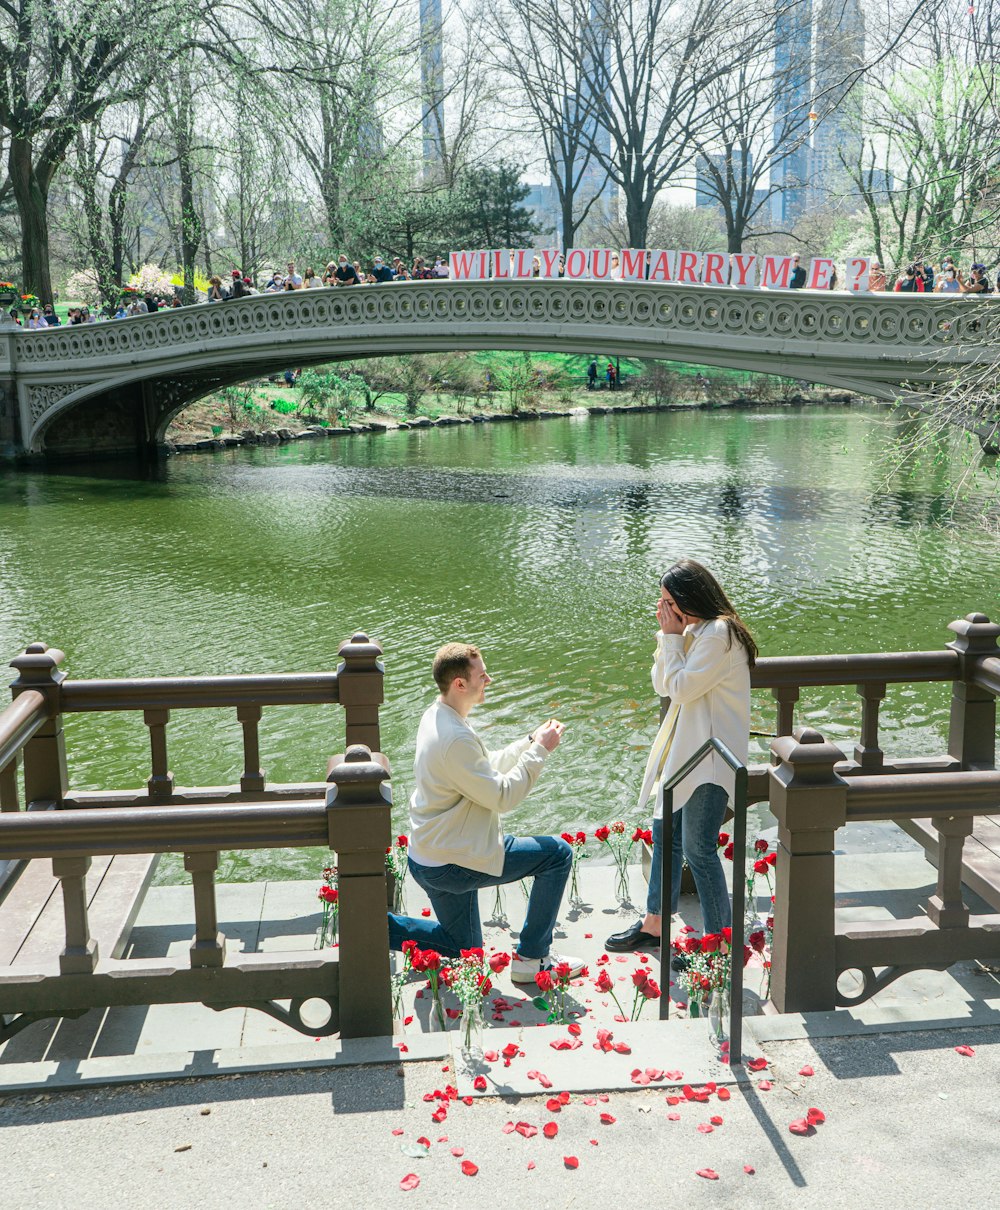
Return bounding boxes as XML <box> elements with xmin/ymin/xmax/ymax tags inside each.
<box><xmin>738</xmin><ymin>612</ymin><xmax>999</xmax><ymax>1013</ymax></box>
<box><xmin>0</xmin><ymin>634</ymin><xmax>392</xmax><ymax>1044</ymax></box>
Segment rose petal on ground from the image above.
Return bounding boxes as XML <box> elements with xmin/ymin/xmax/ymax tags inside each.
<box><xmin>502</xmin><ymin>1043</ymin><xmax>519</xmax><ymax>1059</ymax></box>
<box><xmin>597</xmin><ymin>1094</ymin><xmax>610</xmax><ymax>1103</ymax></box>
<box><xmin>955</xmin><ymin>1045</ymin><xmax>976</xmax><ymax>1057</ymax></box>
<box><xmin>757</xmin><ymin>1080</ymin><xmax>772</xmax><ymax>1091</ymax></box>
<box><xmin>473</xmin><ymin>1076</ymin><xmax>487</xmax><ymax>1091</ymax></box>
<box><xmin>392</xmin><ymin>1129</ymin><xmax>404</xmax><ymax>1136</ymax></box>
<box><xmin>460</xmin><ymin>1160</ymin><xmax>479</xmax><ymax>1177</ymax></box>
<box><xmin>716</xmin><ymin>1088</ymin><xmax>731</xmax><ymax>1101</ymax></box>
<box><xmin>515</xmin><ymin>1122</ymin><xmax>538</xmax><ymax>1139</ymax></box>
<box><xmin>697</xmin><ymin>1123</ymin><xmax>714</xmax><ymax>1134</ymax></box>
<box><xmin>667</xmin><ymin>1113</ymin><xmax>680</xmax><ymax>1121</ymax></box>
<box><xmin>564</xmin><ymin>1156</ymin><xmax>579</xmax><ymax>1169</ymax></box>
<box><xmin>584</xmin><ymin>933</ymin><xmax>593</xmax><ymax>939</ymax></box>
<box><xmin>788</xmin><ymin>1119</ymin><xmax>814</xmax><ymax>1136</ymax></box>
<box><xmin>437</xmin><ymin>1137</ymin><xmax>448</xmax><ymax>1143</ymax></box>
<box><xmin>568</xmin><ymin>1023</ymin><xmax>582</xmax><ymax>1036</ymax></box>
<box><xmin>612</xmin><ymin>1042</ymin><xmax>632</xmax><ymax>1054</ymax></box>
<box><xmin>631</xmin><ymin>1072</ymin><xmax>651</xmax><ymax>1086</ymax></box>
<box><xmin>445</xmin><ymin>1008</ymin><xmax>461</xmax><ymax>1020</ymax></box>
<box><xmin>400</xmin><ymin>1174</ymin><xmax>420</xmax><ymax>1191</ymax></box>
<box><xmin>416</xmin><ymin>1137</ymin><xmax>430</xmax><ymax>1148</ymax></box>
<box><xmin>501</xmin><ymin>1122</ymin><xmax>516</xmax><ymax>1135</ymax></box>
<box><xmin>799</xmin><ymin>1065</ymin><xmax>814</xmax><ymax>1077</ymax></box>
<box><xmin>666</xmin><ymin>1095</ymin><xmax>681</xmax><ymax>1106</ymax></box>
<box><xmin>537</xmin><ymin>1073</ymin><xmax>553</xmax><ymax>1089</ymax></box>
<box><xmin>710</xmin><ymin>1115</ymin><xmax>724</xmax><ymax>1126</ymax></box>
<box><xmin>747</xmin><ymin>1057</ymin><xmax>768</xmax><ymax>1071</ymax></box>
<box><xmin>462</xmin><ymin>1096</ymin><xmax>473</xmax><ymax>1106</ymax></box>
<box><xmin>545</xmin><ymin>1098</ymin><xmax>562</xmax><ymax>1113</ymax></box>
<box><xmin>420</xmin><ymin>908</ymin><xmax>431</xmax><ymax>917</ymax></box>
<box><xmin>806</xmin><ymin>1108</ymin><xmax>826</xmax><ymax>1126</ymax></box>
<box><xmin>646</xmin><ymin>1068</ymin><xmax>665</xmax><ymax>1081</ymax></box>
<box><xmin>599</xmin><ymin>1113</ymin><xmax>616</xmax><ymax>1125</ymax></box>
<box><xmin>696</xmin><ymin>1169</ymin><xmax>719</xmax><ymax>1181</ymax></box>
<box><xmin>485</xmin><ymin>1050</ymin><xmax>499</xmax><ymax>1062</ymax></box>
<box><xmin>557</xmin><ymin>1091</ymin><xmax>571</xmax><ymax>1105</ymax></box>
<box><xmin>744</xmin><ymin>1165</ymin><xmax>756</xmax><ymax>1175</ymax></box>
<box><xmin>451</xmin><ymin>1147</ymin><xmax>464</xmax><ymax>1157</ymax></box>
<box><xmin>527</xmin><ymin>1161</ymin><xmax>535</xmax><ymax>1170</ymax></box>
<box><xmin>590</xmin><ymin>1139</ymin><xmax>599</xmax><ymax>1146</ymax></box>
<box><xmin>583</xmin><ymin>1097</ymin><xmax>597</xmax><ymax>1106</ymax></box>
<box><xmin>431</xmin><ymin>1108</ymin><xmax>446</xmax><ymax>1123</ymax></box>
<box><xmin>398</xmin><ymin>1044</ymin><xmax>408</xmax><ymax>1053</ymax></box>
<box><xmin>543</xmin><ymin>1122</ymin><xmax>559</xmax><ymax>1138</ymax></box>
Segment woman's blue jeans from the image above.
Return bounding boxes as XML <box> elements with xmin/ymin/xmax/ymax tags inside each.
<box><xmin>387</xmin><ymin>833</ymin><xmax>572</xmax><ymax>959</ymax></box>
<box><xmin>646</xmin><ymin>782</ymin><xmax>731</xmax><ymax>934</ymax></box>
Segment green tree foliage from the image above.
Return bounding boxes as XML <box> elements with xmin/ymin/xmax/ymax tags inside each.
<box><xmin>452</xmin><ymin>162</ymin><xmax>540</xmax><ymax>249</ymax></box>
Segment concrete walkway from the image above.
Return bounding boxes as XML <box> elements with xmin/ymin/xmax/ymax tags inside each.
<box><xmin>2</xmin><ymin>825</ymin><xmax>998</xmax><ymax>1206</ymax></box>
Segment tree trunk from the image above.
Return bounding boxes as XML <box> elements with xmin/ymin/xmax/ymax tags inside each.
<box><xmin>176</xmin><ymin>68</ymin><xmax>201</xmax><ymax>305</ymax></box>
<box><xmin>9</xmin><ymin>138</ymin><xmax>54</xmax><ymax>304</ymax></box>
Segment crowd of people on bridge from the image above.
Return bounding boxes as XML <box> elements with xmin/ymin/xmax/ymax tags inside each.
<box><xmin>6</xmin><ymin>249</ymin><xmax>996</xmax><ymax>328</ymax></box>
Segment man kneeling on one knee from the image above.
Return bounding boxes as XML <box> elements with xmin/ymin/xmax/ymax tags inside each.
<box><xmin>388</xmin><ymin>642</ymin><xmax>583</xmax><ymax>983</ymax></box>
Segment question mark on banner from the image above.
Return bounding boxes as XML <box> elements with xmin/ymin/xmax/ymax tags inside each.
<box><xmin>847</xmin><ymin>257</ymin><xmax>871</xmax><ymax>293</ymax></box>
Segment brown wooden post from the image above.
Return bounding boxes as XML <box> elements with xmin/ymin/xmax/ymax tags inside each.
<box><xmin>0</xmin><ymin>756</ymin><xmax>18</xmax><ymax>811</ymax></box>
<box><xmin>947</xmin><ymin>613</ymin><xmax>1000</xmax><ymax>770</ymax></box>
<box><xmin>853</xmin><ymin>681</ymin><xmax>886</xmax><ymax>770</ymax></box>
<box><xmin>768</xmin><ymin>727</ymin><xmax>848</xmax><ymax>1013</ymax></box>
<box><xmin>327</xmin><ymin>744</ymin><xmax>392</xmax><ymax>1039</ymax></box>
<box><xmin>336</xmin><ymin>634</ymin><xmax>384</xmax><ymax>752</ymax></box>
<box><xmin>184</xmin><ymin>851</ymin><xmax>226</xmax><ymax>967</ymax></box>
<box><xmin>9</xmin><ymin>643</ymin><xmax>68</xmax><ymax>806</ymax></box>
<box><xmin>144</xmin><ymin>709</ymin><xmax>174</xmax><ymax>798</ymax></box>
<box><xmin>771</xmin><ymin>685</ymin><xmax>800</xmax><ymax>764</ymax></box>
<box><xmin>927</xmin><ymin>817</ymin><xmax>973</xmax><ymax>929</ymax></box>
<box><xmin>52</xmin><ymin>855</ymin><xmax>99</xmax><ymax>973</ymax></box>
<box><xmin>238</xmin><ymin>704</ymin><xmax>265</xmax><ymax>793</ymax></box>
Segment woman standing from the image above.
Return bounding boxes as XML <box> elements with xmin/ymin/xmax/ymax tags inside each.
<box><xmin>605</xmin><ymin>559</ymin><xmax>755</xmax><ymax>952</ymax></box>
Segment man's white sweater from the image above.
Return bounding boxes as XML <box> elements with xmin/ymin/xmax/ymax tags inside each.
<box><xmin>407</xmin><ymin>700</ymin><xmax>550</xmax><ymax>876</ymax></box>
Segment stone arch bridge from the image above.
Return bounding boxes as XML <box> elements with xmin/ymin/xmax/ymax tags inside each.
<box><xmin>0</xmin><ymin>280</ymin><xmax>996</xmax><ymax>461</ymax></box>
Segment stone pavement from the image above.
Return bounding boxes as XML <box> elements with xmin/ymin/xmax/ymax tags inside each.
<box><xmin>1</xmin><ymin>825</ymin><xmax>999</xmax><ymax>1206</ymax></box>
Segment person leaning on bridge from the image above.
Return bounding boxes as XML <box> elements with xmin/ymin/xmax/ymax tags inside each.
<box><xmin>606</xmin><ymin>560</ymin><xmax>755</xmax><ymax>957</ymax></box>
<box><xmin>387</xmin><ymin>642</ymin><xmax>584</xmax><ymax>983</ymax></box>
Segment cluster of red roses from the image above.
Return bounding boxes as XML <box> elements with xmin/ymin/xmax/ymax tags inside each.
<box><xmin>593</xmin><ymin>821</ymin><xmax>650</xmax><ymax>901</ymax></box>
<box><xmin>593</xmin><ymin>963</ymin><xmax>660</xmax><ymax>1019</ymax></box>
<box><xmin>317</xmin><ymin>864</ymin><xmax>339</xmax><ymax>947</ymax></box>
<box><xmin>318</xmin><ymin>885</ymin><xmax>338</xmax><ymax>905</ymax></box>
<box><xmin>671</xmin><ymin>927</ymin><xmax>751</xmax><ymax>1005</ymax></box>
<box><xmin>397</xmin><ymin>942</ymin><xmax>512</xmax><ymax>1026</ymax></box>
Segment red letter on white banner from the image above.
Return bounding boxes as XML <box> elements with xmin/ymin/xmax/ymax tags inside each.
<box><xmin>491</xmin><ymin>250</ymin><xmax>511</xmax><ymax>278</ymax></box>
<box><xmin>621</xmin><ymin>248</ymin><xmax>647</xmax><ymax>280</ymax></box>
<box><xmin>730</xmin><ymin>254</ymin><xmax>757</xmax><ymax>287</ymax></box>
<box><xmin>760</xmin><ymin>255</ymin><xmax>794</xmax><ymax>289</ymax></box>
<box><xmin>450</xmin><ymin>251</ymin><xmax>479</xmax><ymax>280</ymax></box>
<box><xmin>676</xmin><ymin>251</ymin><xmax>703</xmax><ymax>284</ymax></box>
<box><xmin>807</xmin><ymin>258</ymin><xmax>835</xmax><ymax>289</ymax></box>
<box><xmin>648</xmin><ymin>250</ymin><xmax>675</xmax><ymax>282</ymax></box>
<box><xmin>846</xmin><ymin>257</ymin><xmax>871</xmax><ymax>293</ymax></box>
<box><xmin>703</xmin><ymin>252</ymin><xmax>729</xmax><ymax>286</ymax></box>
<box><xmin>540</xmin><ymin>249</ymin><xmax>561</xmax><ymax>278</ymax></box>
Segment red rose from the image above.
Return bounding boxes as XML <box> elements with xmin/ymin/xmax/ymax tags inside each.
<box><xmin>766</xmin><ymin>916</ymin><xmax>774</xmax><ymax>931</ymax></box>
<box><xmin>318</xmin><ymin>885</ymin><xmax>338</xmax><ymax>904</ymax></box>
<box><xmin>754</xmin><ymin>838</ymin><xmax>769</xmax><ymax>853</ymax></box>
<box><xmin>721</xmin><ymin>927</ymin><xmax>732</xmax><ymax>944</ymax></box>
<box><xmin>743</xmin><ymin>945</ymin><xmax>753</xmax><ymax>965</ymax></box>
<box><xmin>461</xmin><ymin>947</ymin><xmax>485</xmax><ymax>961</ymax></box>
<box><xmin>595</xmin><ymin>970</ymin><xmax>614</xmax><ymax>993</ymax></box>
<box><xmin>766</xmin><ymin>852</ymin><xmax>777</xmax><ymax>866</ymax></box>
<box><xmin>489</xmin><ymin>952</ymin><xmax>511</xmax><ymax>973</ymax></box>
<box><xmin>723</xmin><ymin>843</ymin><xmax>734</xmax><ymax>861</ymax></box>
<box><xmin>683</xmin><ymin>937</ymin><xmax>700</xmax><ymax>953</ymax></box>
<box><xmin>477</xmin><ymin>974</ymin><xmax>493</xmax><ymax>995</ymax></box>
<box><xmin>639</xmin><ymin>978</ymin><xmax>660</xmax><ymax>999</ymax></box>
<box><xmin>611</xmin><ymin>821</ymin><xmax>626</xmax><ymax>834</ymax></box>
<box><xmin>412</xmin><ymin>949</ymin><xmax>440</xmax><ymax>972</ymax></box>
<box><xmin>402</xmin><ymin>939</ymin><xmax>417</xmax><ymax>956</ymax></box>
<box><xmin>753</xmin><ymin>858</ymin><xmax>769</xmax><ymax>875</ymax></box>
<box><xmin>749</xmin><ymin>929</ymin><xmax>766</xmax><ymax>953</ymax></box>
<box><xmin>631</xmin><ymin>968</ymin><xmax>650</xmax><ymax>989</ymax></box>
<box><xmin>700</xmin><ymin>934</ymin><xmax>721</xmax><ymax>953</ymax></box>
<box><xmin>397</xmin><ymin>834</ymin><xmax>409</xmax><ymax>847</ymax></box>
<box><xmin>561</xmin><ymin>832</ymin><xmax>575</xmax><ymax>844</ymax></box>
<box><xmin>575</xmin><ymin>831</ymin><xmax>587</xmax><ymax>844</ymax></box>
<box><xmin>717</xmin><ymin>832</ymin><xmax>729</xmax><ymax>846</ymax></box>
<box><xmin>595</xmin><ymin>826</ymin><xmax>611</xmax><ymax>843</ymax></box>
<box><xmin>554</xmin><ymin>962</ymin><xmax>572</xmax><ymax>980</ymax></box>
<box><xmin>535</xmin><ymin>970</ymin><xmax>555</xmax><ymax>992</ymax></box>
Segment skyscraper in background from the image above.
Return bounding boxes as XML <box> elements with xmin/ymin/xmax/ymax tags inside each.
<box><xmin>810</xmin><ymin>0</ymin><xmax>865</xmax><ymax>204</ymax></box>
<box><xmin>770</xmin><ymin>0</ymin><xmax>814</xmax><ymax>226</ymax></box>
<box><xmin>420</xmin><ymin>0</ymin><xmax>444</xmax><ymax>175</ymax></box>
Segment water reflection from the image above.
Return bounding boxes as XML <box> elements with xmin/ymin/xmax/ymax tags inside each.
<box><xmin>0</xmin><ymin>405</ymin><xmax>996</xmax><ymax>883</ymax></box>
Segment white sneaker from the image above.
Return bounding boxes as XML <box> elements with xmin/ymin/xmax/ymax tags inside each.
<box><xmin>509</xmin><ymin>952</ymin><xmax>586</xmax><ymax>984</ymax></box>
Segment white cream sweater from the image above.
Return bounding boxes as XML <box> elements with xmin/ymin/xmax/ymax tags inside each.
<box><xmin>407</xmin><ymin>700</ymin><xmax>550</xmax><ymax>876</ymax></box>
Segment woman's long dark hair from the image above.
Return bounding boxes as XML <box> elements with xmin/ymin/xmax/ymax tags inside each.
<box><xmin>660</xmin><ymin>559</ymin><xmax>758</xmax><ymax>668</ymax></box>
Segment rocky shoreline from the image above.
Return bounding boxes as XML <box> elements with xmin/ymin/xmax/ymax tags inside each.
<box><xmin>162</xmin><ymin>390</ymin><xmax>860</xmax><ymax>456</ymax></box>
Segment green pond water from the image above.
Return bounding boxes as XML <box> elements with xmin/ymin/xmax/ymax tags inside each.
<box><xmin>0</xmin><ymin>405</ymin><xmax>995</xmax><ymax>884</ymax></box>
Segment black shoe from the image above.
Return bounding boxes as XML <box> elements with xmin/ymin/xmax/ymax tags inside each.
<box><xmin>605</xmin><ymin>921</ymin><xmax>660</xmax><ymax>952</ymax></box>
<box><xmin>670</xmin><ymin>953</ymin><xmax>691</xmax><ymax>973</ymax></box>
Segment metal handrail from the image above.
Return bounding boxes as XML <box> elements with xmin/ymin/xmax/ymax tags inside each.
<box><xmin>0</xmin><ymin>690</ymin><xmax>48</xmax><ymax>771</ymax></box>
<box><xmin>657</xmin><ymin>736</ymin><xmax>749</xmax><ymax>1072</ymax></box>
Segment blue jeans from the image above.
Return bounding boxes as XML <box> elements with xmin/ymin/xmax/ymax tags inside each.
<box><xmin>647</xmin><ymin>782</ymin><xmax>731</xmax><ymax>934</ymax></box>
<box><xmin>387</xmin><ymin>834</ymin><xmax>572</xmax><ymax>959</ymax></box>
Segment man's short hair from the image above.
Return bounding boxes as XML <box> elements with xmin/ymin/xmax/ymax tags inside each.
<box><xmin>433</xmin><ymin>643</ymin><xmax>481</xmax><ymax>692</ymax></box>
